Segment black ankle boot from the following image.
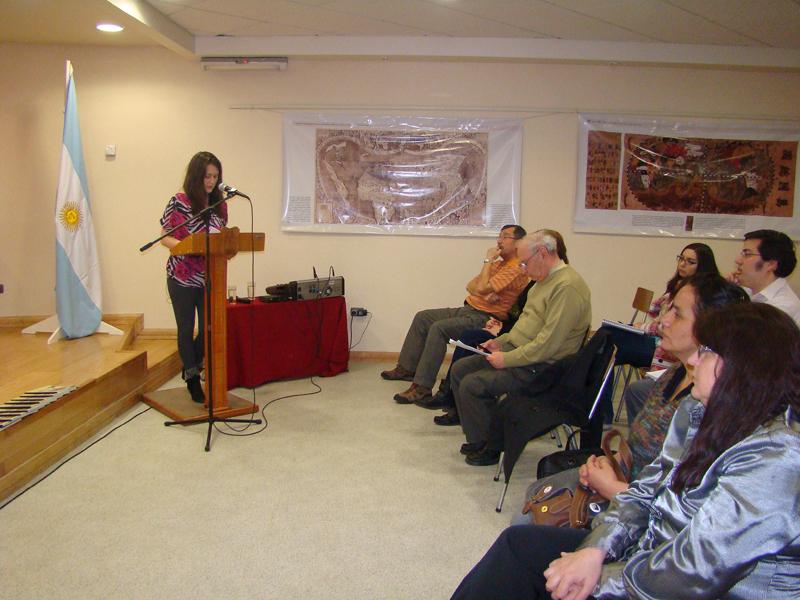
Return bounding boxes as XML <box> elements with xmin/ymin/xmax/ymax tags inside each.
<box><xmin>186</xmin><ymin>376</ymin><xmax>205</xmax><ymax>403</ymax></box>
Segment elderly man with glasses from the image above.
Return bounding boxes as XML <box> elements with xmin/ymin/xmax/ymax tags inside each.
<box><xmin>730</xmin><ymin>229</ymin><xmax>800</xmax><ymax>326</ymax></box>
<box><xmin>382</xmin><ymin>224</ymin><xmax>531</xmax><ymax>405</ymax></box>
<box><xmin>451</xmin><ymin>229</ymin><xmax>592</xmax><ymax>466</ymax></box>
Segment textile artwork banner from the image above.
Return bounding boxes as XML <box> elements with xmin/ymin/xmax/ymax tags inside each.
<box><xmin>574</xmin><ymin>114</ymin><xmax>800</xmax><ymax>239</ymax></box>
<box><xmin>282</xmin><ymin>113</ymin><xmax>523</xmax><ymax>236</ymax></box>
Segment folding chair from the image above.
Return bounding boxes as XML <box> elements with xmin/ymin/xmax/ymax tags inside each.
<box><xmin>492</xmin><ymin>331</ymin><xmax>616</xmax><ymax>512</ymax></box>
<box><xmin>612</xmin><ymin>287</ymin><xmax>654</xmax><ymax>422</ymax></box>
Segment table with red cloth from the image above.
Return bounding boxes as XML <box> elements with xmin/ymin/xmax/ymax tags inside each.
<box><xmin>226</xmin><ymin>296</ymin><xmax>350</xmax><ymax>389</ymax></box>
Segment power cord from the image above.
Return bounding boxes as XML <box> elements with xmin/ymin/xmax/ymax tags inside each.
<box><xmin>215</xmin><ymin>376</ymin><xmax>322</xmax><ymax>437</ymax></box>
<box><xmin>349</xmin><ymin>311</ymin><xmax>372</xmax><ymax>349</ymax></box>
<box><xmin>0</xmin><ymin>406</ymin><xmax>153</xmax><ymax>510</ymax></box>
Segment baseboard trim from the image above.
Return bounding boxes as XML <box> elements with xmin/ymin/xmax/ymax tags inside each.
<box><xmin>349</xmin><ymin>351</ymin><xmax>399</xmax><ymax>361</ymax></box>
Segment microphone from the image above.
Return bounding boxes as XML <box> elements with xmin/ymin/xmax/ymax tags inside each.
<box><xmin>218</xmin><ymin>182</ymin><xmax>251</xmax><ymax>200</ymax></box>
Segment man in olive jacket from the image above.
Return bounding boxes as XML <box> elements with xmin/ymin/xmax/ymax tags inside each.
<box><xmin>451</xmin><ymin>229</ymin><xmax>592</xmax><ymax>465</ymax></box>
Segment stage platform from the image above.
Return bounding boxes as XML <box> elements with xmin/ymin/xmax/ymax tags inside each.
<box><xmin>0</xmin><ymin>315</ymin><xmax>182</xmax><ymax>503</ymax></box>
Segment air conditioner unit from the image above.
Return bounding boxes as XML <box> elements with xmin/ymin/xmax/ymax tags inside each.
<box><xmin>201</xmin><ymin>56</ymin><xmax>288</xmax><ymax>71</ymax></box>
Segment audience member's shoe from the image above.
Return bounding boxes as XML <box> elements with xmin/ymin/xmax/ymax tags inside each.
<box><xmin>394</xmin><ymin>384</ymin><xmax>432</xmax><ymax>405</ymax></box>
<box><xmin>433</xmin><ymin>410</ymin><xmax>460</xmax><ymax>426</ymax></box>
<box><xmin>465</xmin><ymin>447</ymin><xmax>501</xmax><ymax>466</ymax></box>
<box><xmin>186</xmin><ymin>376</ymin><xmax>205</xmax><ymax>404</ymax></box>
<box><xmin>460</xmin><ymin>442</ymin><xmax>484</xmax><ymax>455</ymax></box>
<box><xmin>414</xmin><ymin>389</ymin><xmax>454</xmax><ymax>410</ymax></box>
<box><xmin>380</xmin><ymin>365</ymin><xmax>414</xmax><ymax>381</ymax></box>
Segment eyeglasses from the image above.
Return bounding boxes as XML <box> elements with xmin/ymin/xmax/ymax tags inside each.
<box><xmin>519</xmin><ymin>245</ymin><xmax>546</xmax><ymax>270</ymax></box>
<box><xmin>697</xmin><ymin>344</ymin><xmax>717</xmax><ymax>357</ymax></box>
<box><xmin>739</xmin><ymin>249</ymin><xmax>761</xmax><ymax>259</ymax></box>
<box><xmin>676</xmin><ymin>255</ymin><xmax>698</xmax><ymax>266</ymax></box>
<box><xmin>497</xmin><ymin>234</ymin><xmax>518</xmax><ymax>240</ymax></box>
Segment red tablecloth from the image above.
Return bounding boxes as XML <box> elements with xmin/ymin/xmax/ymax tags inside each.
<box><xmin>226</xmin><ymin>296</ymin><xmax>350</xmax><ymax>389</ymax></box>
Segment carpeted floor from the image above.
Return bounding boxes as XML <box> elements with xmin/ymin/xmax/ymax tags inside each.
<box><xmin>0</xmin><ymin>360</ymin><xmax>590</xmax><ymax>599</ymax></box>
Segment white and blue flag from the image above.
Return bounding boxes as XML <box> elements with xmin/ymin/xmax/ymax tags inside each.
<box><xmin>55</xmin><ymin>61</ymin><xmax>102</xmax><ymax>338</ymax></box>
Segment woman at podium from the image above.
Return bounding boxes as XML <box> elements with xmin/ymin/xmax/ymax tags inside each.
<box><xmin>158</xmin><ymin>151</ymin><xmax>228</xmax><ymax>402</ymax></box>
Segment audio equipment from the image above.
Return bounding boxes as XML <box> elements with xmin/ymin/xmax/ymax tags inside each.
<box><xmin>265</xmin><ymin>276</ymin><xmax>345</xmax><ymax>301</ymax></box>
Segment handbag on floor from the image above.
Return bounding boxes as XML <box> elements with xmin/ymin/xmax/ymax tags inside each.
<box><xmin>537</xmin><ymin>428</ymin><xmax>633</xmax><ymax>480</ymax></box>
<box><xmin>521</xmin><ymin>429</ymin><xmax>632</xmax><ymax>528</ymax></box>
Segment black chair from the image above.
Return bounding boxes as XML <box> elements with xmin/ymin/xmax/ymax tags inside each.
<box><xmin>492</xmin><ymin>330</ymin><xmax>616</xmax><ymax>511</ymax></box>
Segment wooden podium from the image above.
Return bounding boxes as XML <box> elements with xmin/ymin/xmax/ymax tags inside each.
<box><xmin>144</xmin><ymin>227</ymin><xmax>265</xmax><ymax>422</ymax></box>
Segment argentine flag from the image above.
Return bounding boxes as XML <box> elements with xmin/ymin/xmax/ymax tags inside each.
<box><xmin>55</xmin><ymin>61</ymin><xmax>102</xmax><ymax>338</ymax></box>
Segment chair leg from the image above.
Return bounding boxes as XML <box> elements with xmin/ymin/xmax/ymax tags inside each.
<box><xmin>496</xmin><ymin>480</ymin><xmax>509</xmax><ymax>512</ymax></box>
<box><xmin>552</xmin><ymin>428</ymin><xmax>563</xmax><ymax>448</ymax></box>
<box><xmin>562</xmin><ymin>425</ymin><xmax>577</xmax><ymax>450</ymax></box>
<box><xmin>493</xmin><ymin>451</ymin><xmax>504</xmax><ymax>482</ymax></box>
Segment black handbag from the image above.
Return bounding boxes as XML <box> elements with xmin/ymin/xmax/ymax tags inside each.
<box><xmin>537</xmin><ymin>447</ymin><xmax>600</xmax><ymax>479</ymax></box>
<box><xmin>537</xmin><ymin>429</ymin><xmax>633</xmax><ymax>480</ymax></box>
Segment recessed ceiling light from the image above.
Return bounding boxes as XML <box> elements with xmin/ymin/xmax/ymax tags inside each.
<box><xmin>96</xmin><ymin>23</ymin><xmax>124</xmax><ymax>33</ymax></box>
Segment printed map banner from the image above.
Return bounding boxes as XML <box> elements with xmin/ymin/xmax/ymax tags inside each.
<box><xmin>282</xmin><ymin>113</ymin><xmax>522</xmax><ymax>236</ymax></box>
<box><xmin>575</xmin><ymin>114</ymin><xmax>800</xmax><ymax>239</ymax></box>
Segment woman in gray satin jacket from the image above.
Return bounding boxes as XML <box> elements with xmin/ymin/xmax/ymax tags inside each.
<box><xmin>452</xmin><ymin>302</ymin><xmax>800</xmax><ymax>600</ymax></box>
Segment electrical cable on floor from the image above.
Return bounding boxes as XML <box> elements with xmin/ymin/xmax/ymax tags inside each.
<box><xmin>0</xmin><ymin>406</ymin><xmax>153</xmax><ymax>511</ymax></box>
<box><xmin>215</xmin><ymin>376</ymin><xmax>322</xmax><ymax>437</ymax></box>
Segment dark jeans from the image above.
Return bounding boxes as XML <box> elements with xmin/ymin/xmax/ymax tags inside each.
<box><xmin>437</xmin><ymin>328</ymin><xmax>496</xmax><ymax>406</ymax></box>
<box><xmin>451</xmin><ymin>525</ymin><xmax>591</xmax><ymax>600</ymax></box>
<box><xmin>167</xmin><ymin>277</ymin><xmax>204</xmax><ymax>379</ymax></box>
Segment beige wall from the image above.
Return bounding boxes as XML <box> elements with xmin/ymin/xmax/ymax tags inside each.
<box><xmin>2</xmin><ymin>42</ymin><xmax>799</xmax><ymax>350</ymax></box>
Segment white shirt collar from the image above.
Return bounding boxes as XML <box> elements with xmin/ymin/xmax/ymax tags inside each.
<box><xmin>751</xmin><ymin>277</ymin><xmax>786</xmax><ymax>302</ymax></box>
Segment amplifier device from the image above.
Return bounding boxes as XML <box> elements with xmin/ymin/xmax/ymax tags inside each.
<box><xmin>266</xmin><ymin>276</ymin><xmax>345</xmax><ymax>301</ymax></box>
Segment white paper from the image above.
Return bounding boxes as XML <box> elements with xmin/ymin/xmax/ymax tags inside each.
<box><xmin>448</xmin><ymin>338</ymin><xmax>490</xmax><ymax>356</ymax></box>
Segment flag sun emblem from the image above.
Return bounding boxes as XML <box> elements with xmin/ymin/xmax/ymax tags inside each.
<box><xmin>59</xmin><ymin>202</ymin><xmax>82</xmax><ymax>232</ymax></box>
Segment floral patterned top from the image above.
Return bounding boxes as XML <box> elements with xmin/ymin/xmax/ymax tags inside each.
<box><xmin>160</xmin><ymin>192</ymin><xmax>228</xmax><ymax>288</ymax></box>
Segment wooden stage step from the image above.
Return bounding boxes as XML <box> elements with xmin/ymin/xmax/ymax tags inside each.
<box><xmin>0</xmin><ymin>315</ymin><xmax>181</xmax><ymax>503</ymax></box>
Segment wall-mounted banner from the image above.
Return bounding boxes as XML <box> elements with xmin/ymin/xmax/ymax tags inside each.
<box><xmin>282</xmin><ymin>113</ymin><xmax>522</xmax><ymax>236</ymax></box>
<box><xmin>574</xmin><ymin>114</ymin><xmax>800</xmax><ymax>240</ymax></box>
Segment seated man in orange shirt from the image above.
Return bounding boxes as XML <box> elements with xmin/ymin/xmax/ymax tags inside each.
<box><xmin>382</xmin><ymin>225</ymin><xmax>530</xmax><ymax>405</ymax></box>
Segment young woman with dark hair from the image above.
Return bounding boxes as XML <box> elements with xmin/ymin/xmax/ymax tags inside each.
<box><xmin>663</xmin><ymin>242</ymin><xmax>719</xmax><ymax>297</ymax></box>
<box><xmin>159</xmin><ymin>151</ymin><xmax>228</xmax><ymax>403</ymax></box>
<box><xmin>452</xmin><ymin>302</ymin><xmax>800</xmax><ymax>600</ymax></box>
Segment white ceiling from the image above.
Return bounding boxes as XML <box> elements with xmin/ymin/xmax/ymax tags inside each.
<box><xmin>2</xmin><ymin>0</ymin><xmax>800</xmax><ymax>68</ymax></box>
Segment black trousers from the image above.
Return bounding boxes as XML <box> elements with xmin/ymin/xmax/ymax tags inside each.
<box><xmin>167</xmin><ymin>278</ymin><xmax>204</xmax><ymax>380</ymax></box>
<box><xmin>451</xmin><ymin>525</ymin><xmax>591</xmax><ymax>600</ymax></box>
<box><xmin>438</xmin><ymin>328</ymin><xmax>496</xmax><ymax>405</ymax></box>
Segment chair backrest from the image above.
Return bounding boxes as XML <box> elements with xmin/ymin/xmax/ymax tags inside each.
<box><xmin>551</xmin><ymin>329</ymin><xmax>616</xmax><ymax>426</ymax></box>
<box><xmin>629</xmin><ymin>287</ymin><xmax>655</xmax><ymax>325</ymax></box>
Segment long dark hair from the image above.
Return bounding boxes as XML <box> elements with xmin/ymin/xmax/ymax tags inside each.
<box><xmin>182</xmin><ymin>151</ymin><xmax>224</xmax><ymax>216</ymax></box>
<box><xmin>678</xmin><ymin>272</ymin><xmax>749</xmax><ymax>318</ymax></box>
<box><xmin>671</xmin><ymin>303</ymin><xmax>800</xmax><ymax>493</ymax></box>
<box><xmin>665</xmin><ymin>243</ymin><xmax>719</xmax><ymax>297</ymax></box>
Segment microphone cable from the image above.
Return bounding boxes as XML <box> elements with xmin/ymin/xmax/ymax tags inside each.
<box><xmin>217</xmin><ymin>191</ymin><xmax>259</xmax><ymax>433</ymax></box>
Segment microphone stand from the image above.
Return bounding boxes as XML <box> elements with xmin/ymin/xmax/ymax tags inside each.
<box><xmin>140</xmin><ymin>192</ymin><xmax>261</xmax><ymax>451</ymax></box>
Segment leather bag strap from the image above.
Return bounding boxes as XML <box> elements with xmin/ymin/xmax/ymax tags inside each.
<box><xmin>601</xmin><ymin>428</ymin><xmax>633</xmax><ymax>483</ymax></box>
